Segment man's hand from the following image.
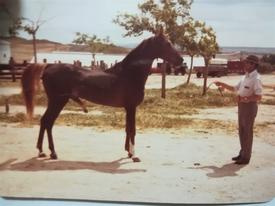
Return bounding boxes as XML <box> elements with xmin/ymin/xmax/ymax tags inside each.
<box><xmin>214</xmin><ymin>81</ymin><xmax>222</xmax><ymax>87</ymax></box>
<box><xmin>214</xmin><ymin>81</ymin><xmax>224</xmax><ymax>91</ymax></box>
<box><xmin>239</xmin><ymin>96</ymin><xmax>250</xmax><ymax>103</ymax></box>
<box><xmin>213</xmin><ymin>81</ymin><xmax>235</xmax><ymax>92</ymax></box>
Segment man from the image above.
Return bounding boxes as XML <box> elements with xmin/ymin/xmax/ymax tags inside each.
<box><xmin>214</xmin><ymin>55</ymin><xmax>262</xmax><ymax>164</ymax></box>
<box><xmin>9</xmin><ymin>57</ymin><xmax>16</xmax><ymax>82</ymax></box>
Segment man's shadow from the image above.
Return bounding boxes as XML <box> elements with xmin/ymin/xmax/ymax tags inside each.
<box><xmin>189</xmin><ymin>162</ymin><xmax>246</xmax><ymax>178</ymax></box>
<box><xmin>0</xmin><ymin>157</ymin><xmax>146</xmax><ymax>174</ymax></box>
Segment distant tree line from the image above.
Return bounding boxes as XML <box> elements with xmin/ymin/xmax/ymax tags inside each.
<box><xmin>261</xmin><ymin>54</ymin><xmax>275</xmax><ymax>65</ymax></box>
<box><xmin>259</xmin><ymin>54</ymin><xmax>275</xmax><ymax>73</ymax></box>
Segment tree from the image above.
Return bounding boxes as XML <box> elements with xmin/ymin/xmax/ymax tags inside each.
<box><xmin>114</xmin><ymin>0</ymin><xmax>219</xmax><ymax>96</ymax></box>
<box><xmin>3</xmin><ymin>4</ymin><xmax>46</xmax><ymax>63</ymax></box>
<box><xmin>114</xmin><ymin>0</ymin><xmax>193</xmax><ymax>44</ymax></box>
<box><xmin>196</xmin><ymin>23</ymin><xmax>219</xmax><ymax>95</ymax></box>
<box><xmin>19</xmin><ymin>18</ymin><xmax>46</xmax><ymax>63</ymax></box>
<box><xmin>114</xmin><ymin>0</ymin><xmax>195</xmax><ymax>98</ymax></box>
<box><xmin>0</xmin><ymin>0</ymin><xmax>21</xmax><ymax>37</ymax></box>
<box><xmin>175</xmin><ymin>20</ymin><xmax>202</xmax><ymax>84</ymax></box>
<box><xmin>72</xmin><ymin>32</ymin><xmax>112</xmax><ymax>53</ymax></box>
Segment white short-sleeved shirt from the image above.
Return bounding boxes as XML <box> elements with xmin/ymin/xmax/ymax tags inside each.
<box><xmin>234</xmin><ymin>70</ymin><xmax>263</xmax><ymax>97</ymax></box>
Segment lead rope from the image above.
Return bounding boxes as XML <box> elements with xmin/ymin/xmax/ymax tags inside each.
<box><xmin>206</xmin><ymin>82</ymin><xmax>224</xmax><ymax>96</ymax></box>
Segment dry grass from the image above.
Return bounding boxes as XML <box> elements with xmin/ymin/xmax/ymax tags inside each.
<box><xmin>0</xmin><ymin>83</ymin><xmax>274</xmax><ymax>132</ymax></box>
<box><xmin>0</xmin><ymin>83</ymin><xmax>240</xmax><ymax>131</ymax></box>
<box><xmin>0</xmin><ymin>80</ymin><xmax>21</xmax><ymax>87</ymax></box>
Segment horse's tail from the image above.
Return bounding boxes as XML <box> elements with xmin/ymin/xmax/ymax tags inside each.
<box><xmin>21</xmin><ymin>64</ymin><xmax>46</xmax><ymax>119</ymax></box>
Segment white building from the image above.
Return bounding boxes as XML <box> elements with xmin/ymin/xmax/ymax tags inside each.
<box><xmin>0</xmin><ymin>40</ymin><xmax>11</xmax><ymax>64</ymax></box>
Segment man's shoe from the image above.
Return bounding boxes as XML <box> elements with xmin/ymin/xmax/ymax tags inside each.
<box><xmin>232</xmin><ymin>155</ymin><xmax>241</xmax><ymax>161</ymax></box>
<box><xmin>235</xmin><ymin>158</ymin><xmax>250</xmax><ymax>165</ymax></box>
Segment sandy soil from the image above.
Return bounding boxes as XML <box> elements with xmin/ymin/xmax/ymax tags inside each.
<box><xmin>0</xmin><ymin>74</ymin><xmax>275</xmax><ymax>204</ymax></box>
<box><xmin>0</xmin><ymin>123</ymin><xmax>275</xmax><ymax>204</ymax></box>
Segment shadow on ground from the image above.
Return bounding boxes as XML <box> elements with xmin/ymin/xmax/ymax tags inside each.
<box><xmin>0</xmin><ymin>157</ymin><xmax>146</xmax><ymax>174</ymax></box>
<box><xmin>188</xmin><ymin>163</ymin><xmax>246</xmax><ymax>178</ymax></box>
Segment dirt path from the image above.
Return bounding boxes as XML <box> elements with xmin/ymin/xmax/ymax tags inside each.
<box><xmin>0</xmin><ymin>121</ymin><xmax>275</xmax><ymax>204</ymax></box>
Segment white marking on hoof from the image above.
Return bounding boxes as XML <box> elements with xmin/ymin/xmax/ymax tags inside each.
<box><xmin>129</xmin><ymin>142</ymin><xmax>135</xmax><ymax>157</ymax></box>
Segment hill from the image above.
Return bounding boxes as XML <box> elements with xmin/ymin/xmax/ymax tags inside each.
<box><xmin>220</xmin><ymin>46</ymin><xmax>275</xmax><ymax>55</ymax></box>
<box><xmin>0</xmin><ymin>36</ymin><xmax>129</xmax><ymax>63</ymax></box>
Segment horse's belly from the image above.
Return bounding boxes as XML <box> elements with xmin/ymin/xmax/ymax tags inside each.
<box><xmin>79</xmin><ymin>87</ymin><xmax>125</xmax><ymax>107</ymax></box>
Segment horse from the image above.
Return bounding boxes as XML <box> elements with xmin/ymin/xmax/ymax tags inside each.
<box><xmin>21</xmin><ymin>32</ymin><xmax>183</xmax><ymax>162</ymax></box>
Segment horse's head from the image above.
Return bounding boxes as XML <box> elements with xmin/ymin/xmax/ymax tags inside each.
<box><xmin>122</xmin><ymin>32</ymin><xmax>183</xmax><ymax>71</ymax></box>
<box><xmin>150</xmin><ymin>33</ymin><xmax>183</xmax><ymax>67</ymax></box>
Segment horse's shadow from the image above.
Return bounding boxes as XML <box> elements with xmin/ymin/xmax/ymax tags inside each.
<box><xmin>189</xmin><ymin>163</ymin><xmax>246</xmax><ymax>178</ymax></box>
<box><xmin>0</xmin><ymin>157</ymin><xmax>146</xmax><ymax>174</ymax></box>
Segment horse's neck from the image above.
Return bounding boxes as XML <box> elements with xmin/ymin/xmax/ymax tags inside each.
<box><xmin>121</xmin><ymin>58</ymin><xmax>152</xmax><ymax>90</ymax></box>
<box><xmin>126</xmin><ymin>58</ymin><xmax>153</xmax><ymax>67</ymax></box>
<box><xmin>107</xmin><ymin>48</ymin><xmax>154</xmax><ymax>87</ymax></box>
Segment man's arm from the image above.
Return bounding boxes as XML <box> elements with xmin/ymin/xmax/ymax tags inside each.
<box><xmin>214</xmin><ymin>81</ymin><xmax>235</xmax><ymax>92</ymax></box>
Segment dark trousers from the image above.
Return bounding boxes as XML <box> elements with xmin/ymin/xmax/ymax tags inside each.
<box><xmin>238</xmin><ymin>102</ymin><xmax>258</xmax><ymax>160</ymax></box>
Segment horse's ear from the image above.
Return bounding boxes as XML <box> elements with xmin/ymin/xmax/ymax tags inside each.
<box><xmin>159</xmin><ymin>26</ymin><xmax>164</xmax><ymax>35</ymax></box>
<box><xmin>155</xmin><ymin>25</ymin><xmax>164</xmax><ymax>37</ymax></box>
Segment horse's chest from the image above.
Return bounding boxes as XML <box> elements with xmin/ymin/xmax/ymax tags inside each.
<box><xmin>126</xmin><ymin>86</ymin><xmax>145</xmax><ymax>106</ymax></box>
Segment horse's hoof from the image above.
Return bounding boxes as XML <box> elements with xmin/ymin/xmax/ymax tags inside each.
<box><xmin>38</xmin><ymin>152</ymin><xmax>47</xmax><ymax>158</ymax></box>
<box><xmin>132</xmin><ymin>157</ymin><xmax>141</xmax><ymax>162</ymax></box>
<box><xmin>128</xmin><ymin>153</ymin><xmax>133</xmax><ymax>158</ymax></box>
<box><xmin>50</xmin><ymin>153</ymin><xmax>58</xmax><ymax>160</ymax></box>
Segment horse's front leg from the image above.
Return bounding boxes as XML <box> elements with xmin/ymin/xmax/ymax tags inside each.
<box><xmin>125</xmin><ymin>107</ymin><xmax>140</xmax><ymax>162</ymax></box>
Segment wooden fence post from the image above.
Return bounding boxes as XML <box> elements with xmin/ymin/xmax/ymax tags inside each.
<box><xmin>5</xmin><ymin>98</ymin><xmax>9</xmax><ymax>114</ymax></box>
<box><xmin>161</xmin><ymin>61</ymin><xmax>166</xmax><ymax>99</ymax></box>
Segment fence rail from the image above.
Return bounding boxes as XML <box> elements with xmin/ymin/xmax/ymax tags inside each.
<box><xmin>0</xmin><ymin>64</ymin><xmax>28</xmax><ymax>82</ymax></box>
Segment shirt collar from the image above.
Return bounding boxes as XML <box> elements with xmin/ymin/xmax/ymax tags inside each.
<box><xmin>245</xmin><ymin>69</ymin><xmax>257</xmax><ymax>78</ymax></box>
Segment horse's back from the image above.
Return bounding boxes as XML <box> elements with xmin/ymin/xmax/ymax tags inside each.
<box><xmin>42</xmin><ymin>64</ymin><xmax>120</xmax><ymax>99</ymax></box>
<box><xmin>42</xmin><ymin>64</ymin><xmax>81</xmax><ymax>96</ymax></box>
<box><xmin>43</xmin><ymin>64</ymin><xmax>76</xmax><ymax>77</ymax></box>
<box><xmin>43</xmin><ymin>64</ymin><xmax>117</xmax><ymax>87</ymax></box>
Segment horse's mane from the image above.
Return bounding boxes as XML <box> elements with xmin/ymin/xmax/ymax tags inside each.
<box><xmin>104</xmin><ymin>61</ymin><xmax>123</xmax><ymax>74</ymax></box>
<box><xmin>122</xmin><ymin>36</ymin><xmax>153</xmax><ymax>65</ymax></box>
<box><xmin>105</xmin><ymin>36</ymin><xmax>156</xmax><ymax>75</ymax></box>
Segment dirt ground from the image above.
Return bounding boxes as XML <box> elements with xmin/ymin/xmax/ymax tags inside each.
<box><xmin>0</xmin><ymin>74</ymin><xmax>275</xmax><ymax>204</ymax></box>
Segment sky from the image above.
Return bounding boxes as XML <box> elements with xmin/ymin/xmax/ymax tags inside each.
<box><xmin>1</xmin><ymin>0</ymin><xmax>275</xmax><ymax>48</ymax></box>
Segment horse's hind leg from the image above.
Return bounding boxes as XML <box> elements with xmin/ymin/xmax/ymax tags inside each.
<box><xmin>39</xmin><ymin>97</ymin><xmax>68</xmax><ymax>159</ymax></box>
<box><xmin>37</xmin><ymin>123</ymin><xmax>47</xmax><ymax>158</ymax></box>
<box><xmin>37</xmin><ymin>103</ymin><xmax>54</xmax><ymax>157</ymax></box>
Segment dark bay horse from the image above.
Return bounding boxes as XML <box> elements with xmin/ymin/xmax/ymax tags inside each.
<box><xmin>21</xmin><ymin>33</ymin><xmax>183</xmax><ymax>162</ymax></box>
